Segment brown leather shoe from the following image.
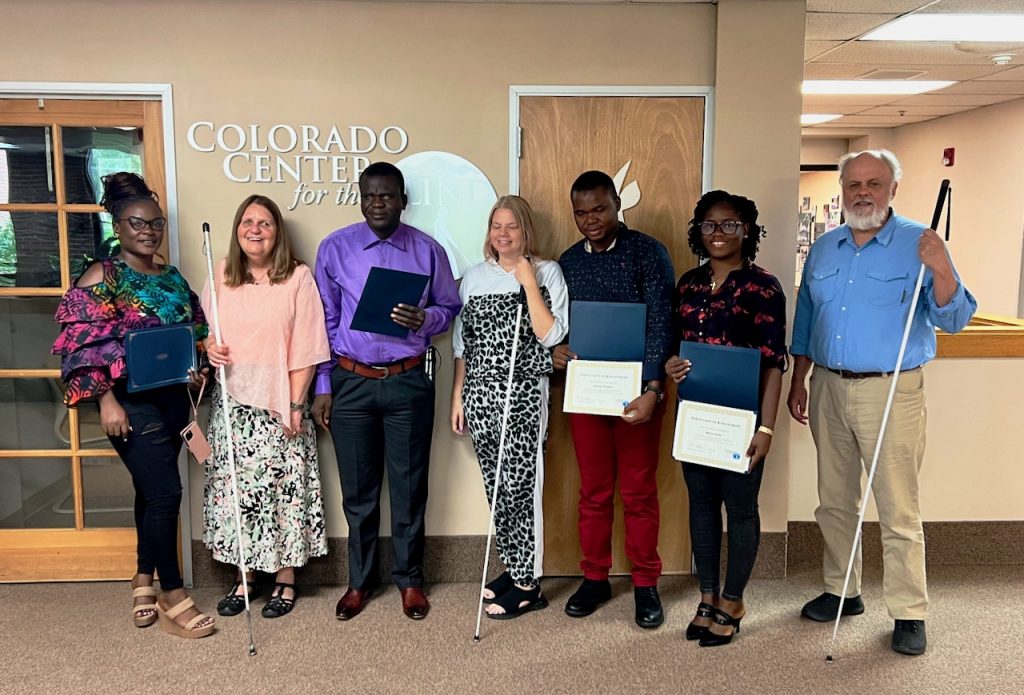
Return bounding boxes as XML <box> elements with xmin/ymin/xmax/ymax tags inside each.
<box><xmin>400</xmin><ymin>587</ymin><xmax>430</xmax><ymax>620</ymax></box>
<box><xmin>335</xmin><ymin>587</ymin><xmax>373</xmax><ymax>621</ymax></box>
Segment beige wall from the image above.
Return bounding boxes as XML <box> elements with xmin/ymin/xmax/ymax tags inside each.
<box><xmin>887</xmin><ymin>97</ymin><xmax>1024</xmax><ymax>318</ymax></box>
<box><xmin>2</xmin><ymin>0</ymin><xmax>721</xmax><ymax>539</ymax></box>
<box><xmin>800</xmin><ymin>139</ymin><xmax>848</xmax><ymax>166</ymax></box>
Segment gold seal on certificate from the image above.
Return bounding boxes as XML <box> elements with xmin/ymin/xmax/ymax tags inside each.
<box><xmin>672</xmin><ymin>400</ymin><xmax>756</xmax><ymax>473</ymax></box>
<box><xmin>563</xmin><ymin>359</ymin><xmax>643</xmax><ymax>416</ymax></box>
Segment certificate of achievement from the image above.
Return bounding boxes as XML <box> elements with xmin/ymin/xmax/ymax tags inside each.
<box><xmin>563</xmin><ymin>359</ymin><xmax>643</xmax><ymax>416</ymax></box>
<box><xmin>672</xmin><ymin>400</ymin><xmax>756</xmax><ymax>473</ymax></box>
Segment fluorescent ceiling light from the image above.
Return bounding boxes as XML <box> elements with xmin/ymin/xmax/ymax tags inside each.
<box><xmin>862</xmin><ymin>14</ymin><xmax>1024</xmax><ymax>42</ymax></box>
<box><xmin>801</xmin><ymin>114</ymin><xmax>843</xmax><ymax>126</ymax></box>
<box><xmin>802</xmin><ymin>80</ymin><xmax>955</xmax><ymax>95</ymax></box>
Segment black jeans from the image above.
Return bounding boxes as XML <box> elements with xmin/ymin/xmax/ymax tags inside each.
<box><xmin>682</xmin><ymin>460</ymin><xmax>765</xmax><ymax>601</ymax></box>
<box><xmin>108</xmin><ymin>383</ymin><xmax>190</xmax><ymax>592</ymax></box>
<box><xmin>328</xmin><ymin>365</ymin><xmax>434</xmax><ymax>590</ymax></box>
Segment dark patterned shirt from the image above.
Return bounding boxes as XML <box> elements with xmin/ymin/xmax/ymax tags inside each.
<box><xmin>674</xmin><ymin>261</ymin><xmax>787</xmax><ymax>372</ymax></box>
<box><xmin>559</xmin><ymin>225</ymin><xmax>675</xmax><ymax>381</ymax></box>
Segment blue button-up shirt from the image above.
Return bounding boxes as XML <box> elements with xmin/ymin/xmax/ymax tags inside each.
<box><xmin>791</xmin><ymin>211</ymin><xmax>976</xmax><ymax>373</ymax></box>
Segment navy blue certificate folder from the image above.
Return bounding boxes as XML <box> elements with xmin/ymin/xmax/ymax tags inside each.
<box><xmin>676</xmin><ymin>341</ymin><xmax>761</xmax><ymax>412</ymax></box>
<box><xmin>569</xmin><ymin>301</ymin><xmax>646</xmax><ymax>361</ymax></box>
<box><xmin>351</xmin><ymin>267</ymin><xmax>430</xmax><ymax>338</ymax></box>
<box><xmin>124</xmin><ymin>324</ymin><xmax>197</xmax><ymax>393</ymax></box>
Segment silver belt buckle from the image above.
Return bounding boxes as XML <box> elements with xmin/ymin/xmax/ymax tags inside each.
<box><xmin>371</xmin><ymin>364</ymin><xmax>390</xmax><ymax>380</ymax></box>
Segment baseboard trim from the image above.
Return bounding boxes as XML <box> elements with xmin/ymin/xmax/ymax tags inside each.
<box><xmin>787</xmin><ymin>521</ymin><xmax>1024</xmax><ymax>572</ymax></box>
<box><xmin>191</xmin><ymin>532</ymin><xmax>790</xmax><ymax>587</ymax></box>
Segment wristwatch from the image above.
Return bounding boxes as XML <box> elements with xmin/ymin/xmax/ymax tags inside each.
<box><xmin>289</xmin><ymin>401</ymin><xmax>306</xmax><ymax>412</ymax></box>
<box><xmin>641</xmin><ymin>383</ymin><xmax>664</xmax><ymax>403</ymax></box>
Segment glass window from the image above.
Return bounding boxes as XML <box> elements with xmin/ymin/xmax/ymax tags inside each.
<box><xmin>0</xmin><ymin>457</ymin><xmax>75</xmax><ymax>529</ymax></box>
<box><xmin>0</xmin><ymin>212</ymin><xmax>61</xmax><ymax>287</ymax></box>
<box><xmin>67</xmin><ymin>212</ymin><xmax>118</xmax><ymax>279</ymax></box>
<box><xmin>0</xmin><ymin>126</ymin><xmax>57</xmax><ymax>204</ymax></box>
<box><xmin>62</xmin><ymin>127</ymin><xmax>144</xmax><ymax>205</ymax></box>
<box><xmin>81</xmin><ymin>455</ymin><xmax>134</xmax><ymax>528</ymax></box>
<box><xmin>0</xmin><ymin>377</ymin><xmax>69</xmax><ymax>450</ymax></box>
<box><xmin>0</xmin><ymin>297</ymin><xmax>61</xmax><ymax>370</ymax></box>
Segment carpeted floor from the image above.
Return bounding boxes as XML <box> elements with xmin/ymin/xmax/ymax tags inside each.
<box><xmin>3</xmin><ymin>565</ymin><xmax>1022</xmax><ymax>694</ymax></box>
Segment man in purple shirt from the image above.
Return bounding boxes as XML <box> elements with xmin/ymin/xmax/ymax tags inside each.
<box><xmin>312</xmin><ymin>162</ymin><xmax>461</xmax><ymax>622</ymax></box>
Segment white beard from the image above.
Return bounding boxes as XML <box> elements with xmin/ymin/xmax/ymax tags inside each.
<box><xmin>844</xmin><ymin>202</ymin><xmax>890</xmax><ymax>231</ymax></box>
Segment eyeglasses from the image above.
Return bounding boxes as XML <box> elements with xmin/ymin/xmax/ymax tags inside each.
<box><xmin>699</xmin><ymin>220</ymin><xmax>744</xmax><ymax>236</ymax></box>
<box><xmin>118</xmin><ymin>216</ymin><xmax>167</xmax><ymax>232</ymax></box>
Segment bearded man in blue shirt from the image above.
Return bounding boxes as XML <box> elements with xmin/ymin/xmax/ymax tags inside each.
<box><xmin>788</xmin><ymin>150</ymin><xmax>976</xmax><ymax>656</ymax></box>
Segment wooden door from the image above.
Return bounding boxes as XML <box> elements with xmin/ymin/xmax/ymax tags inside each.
<box><xmin>0</xmin><ymin>98</ymin><xmax>170</xmax><ymax>581</ymax></box>
<box><xmin>519</xmin><ymin>95</ymin><xmax>705</xmax><ymax>575</ymax></box>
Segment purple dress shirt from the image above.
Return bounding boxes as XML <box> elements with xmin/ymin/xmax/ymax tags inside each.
<box><xmin>314</xmin><ymin>221</ymin><xmax>461</xmax><ymax>395</ymax></box>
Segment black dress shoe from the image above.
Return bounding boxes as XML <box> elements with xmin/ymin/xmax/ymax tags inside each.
<box><xmin>891</xmin><ymin>619</ymin><xmax>927</xmax><ymax>656</ymax></box>
<box><xmin>335</xmin><ymin>586</ymin><xmax>373</xmax><ymax>621</ymax></box>
<box><xmin>634</xmin><ymin>586</ymin><xmax>664</xmax><ymax>629</ymax></box>
<box><xmin>800</xmin><ymin>592</ymin><xmax>865</xmax><ymax>622</ymax></box>
<box><xmin>564</xmin><ymin>578</ymin><xmax>612</xmax><ymax>618</ymax></box>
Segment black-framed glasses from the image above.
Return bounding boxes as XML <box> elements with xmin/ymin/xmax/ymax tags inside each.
<box><xmin>699</xmin><ymin>220</ymin><xmax>744</xmax><ymax>236</ymax></box>
<box><xmin>118</xmin><ymin>216</ymin><xmax>167</xmax><ymax>232</ymax></box>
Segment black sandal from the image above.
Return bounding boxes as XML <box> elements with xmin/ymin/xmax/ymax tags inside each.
<box><xmin>698</xmin><ymin>607</ymin><xmax>743</xmax><ymax>647</ymax></box>
<box><xmin>262</xmin><ymin>582</ymin><xmax>297</xmax><ymax>619</ymax></box>
<box><xmin>482</xmin><ymin>571</ymin><xmax>515</xmax><ymax>604</ymax></box>
<box><xmin>685</xmin><ymin>601</ymin><xmax>716</xmax><ymax>641</ymax></box>
<box><xmin>217</xmin><ymin>579</ymin><xmax>260</xmax><ymax>617</ymax></box>
<box><xmin>486</xmin><ymin>584</ymin><xmax>548</xmax><ymax>620</ymax></box>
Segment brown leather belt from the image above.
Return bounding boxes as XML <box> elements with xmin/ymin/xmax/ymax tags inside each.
<box><xmin>825</xmin><ymin>366</ymin><xmax>920</xmax><ymax>380</ymax></box>
<box><xmin>337</xmin><ymin>354</ymin><xmax>424</xmax><ymax>380</ymax></box>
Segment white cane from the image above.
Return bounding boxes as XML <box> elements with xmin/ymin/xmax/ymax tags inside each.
<box><xmin>202</xmin><ymin>222</ymin><xmax>257</xmax><ymax>657</ymax></box>
<box><xmin>826</xmin><ymin>179</ymin><xmax>950</xmax><ymax>664</ymax></box>
<box><xmin>473</xmin><ymin>288</ymin><xmax>526</xmax><ymax>642</ymax></box>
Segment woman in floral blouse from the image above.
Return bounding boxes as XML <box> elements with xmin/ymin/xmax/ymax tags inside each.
<box><xmin>665</xmin><ymin>190</ymin><xmax>787</xmax><ymax>647</ymax></box>
<box><xmin>53</xmin><ymin>172</ymin><xmax>214</xmax><ymax>639</ymax></box>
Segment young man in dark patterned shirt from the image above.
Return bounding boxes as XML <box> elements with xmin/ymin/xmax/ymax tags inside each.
<box><xmin>555</xmin><ymin>170</ymin><xmax>675</xmax><ymax>629</ymax></box>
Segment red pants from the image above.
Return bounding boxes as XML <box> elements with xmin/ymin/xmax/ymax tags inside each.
<box><xmin>568</xmin><ymin>412</ymin><xmax>663</xmax><ymax>586</ymax></box>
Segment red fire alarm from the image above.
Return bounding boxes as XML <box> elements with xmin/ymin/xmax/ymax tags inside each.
<box><xmin>942</xmin><ymin>148</ymin><xmax>955</xmax><ymax>167</ymax></box>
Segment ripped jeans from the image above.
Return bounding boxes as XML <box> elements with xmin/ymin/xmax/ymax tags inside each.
<box><xmin>108</xmin><ymin>383</ymin><xmax>191</xmax><ymax>591</ymax></box>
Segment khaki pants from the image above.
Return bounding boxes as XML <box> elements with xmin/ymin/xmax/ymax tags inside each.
<box><xmin>809</xmin><ymin>366</ymin><xmax>929</xmax><ymax>620</ymax></box>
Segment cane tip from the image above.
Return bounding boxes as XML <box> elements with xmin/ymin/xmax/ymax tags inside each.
<box><xmin>249</xmin><ymin>645</ymin><xmax>257</xmax><ymax>657</ymax></box>
<box><xmin>825</xmin><ymin>654</ymin><xmax>834</xmax><ymax>664</ymax></box>
<box><xmin>473</xmin><ymin>635</ymin><xmax>481</xmax><ymax>643</ymax></box>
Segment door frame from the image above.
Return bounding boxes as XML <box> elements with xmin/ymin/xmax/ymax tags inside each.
<box><xmin>0</xmin><ymin>81</ymin><xmax>194</xmax><ymax>585</ymax></box>
<box><xmin>507</xmin><ymin>85</ymin><xmax>715</xmax><ymax>195</ymax></box>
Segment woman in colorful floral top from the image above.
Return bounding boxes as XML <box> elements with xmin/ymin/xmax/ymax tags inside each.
<box><xmin>52</xmin><ymin>172</ymin><xmax>215</xmax><ymax>639</ymax></box>
<box><xmin>665</xmin><ymin>190</ymin><xmax>787</xmax><ymax>647</ymax></box>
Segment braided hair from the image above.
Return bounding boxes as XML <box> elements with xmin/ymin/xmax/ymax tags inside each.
<box><xmin>100</xmin><ymin>172</ymin><xmax>160</xmax><ymax>220</ymax></box>
<box><xmin>686</xmin><ymin>190</ymin><xmax>765</xmax><ymax>261</ymax></box>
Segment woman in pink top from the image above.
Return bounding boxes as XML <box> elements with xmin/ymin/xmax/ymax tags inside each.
<box><xmin>202</xmin><ymin>195</ymin><xmax>330</xmax><ymax>619</ymax></box>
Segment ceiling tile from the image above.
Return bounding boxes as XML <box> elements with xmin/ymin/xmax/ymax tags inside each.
<box><xmin>803</xmin><ymin>63</ymin><xmax>1007</xmax><ymax>80</ymax></box>
<box><xmin>803</xmin><ymin>94</ymin><xmax>904</xmax><ymax>107</ymax></box>
<box><xmin>833</xmin><ymin>114</ymin><xmax>935</xmax><ymax>125</ymax></box>
<box><xmin>807</xmin><ymin>0</ymin><xmax>925</xmax><ymax>12</ymax></box>
<box><xmin>891</xmin><ymin>93</ymin><xmax>1022</xmax><ymax>106</ymax></box>
<box><xmin>858</xmin><ymin>105</ymin><xmax>975</xmax><ymax>116</ymax></box>
<box><xmin>918</xmin><ymin>0</ymin><xmax>1024</xmax><ymax>13</ymax></box>
<box><xmin>821</xmin><ymin>41</ymin><xmax>1006</xmax><ymax>65</ymax></box>
<box><xmin>806</xmin><ymin>12</ymin><xmax>897</xmax><ymax>41</ymax></box>
<box><xmin>806</xmin><ymin>40</ymin><xmax>845</xmax><ymax>61</ymax></box>
<box><xmin>932</xmin><ymin>81</ymin><xmax>1024</xmax><ymax>95</ymax></box>
<box><xmin>976</xmin><ymin>65</ymin><xmax>1024</xmax><ymax>80</ymax></box>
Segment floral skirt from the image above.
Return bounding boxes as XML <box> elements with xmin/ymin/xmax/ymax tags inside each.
<box><xmin>203</xmin><ymin>386</ymin><xmax>327</xmax><ymax>572</ymax></box>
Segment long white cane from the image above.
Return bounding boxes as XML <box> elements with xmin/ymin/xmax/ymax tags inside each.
<box><xmin>826</xmin><ymin>179</ymin><xmax>950</xmax><ymax>664</ymax></box>
<box><xmin>473</xmin><ymin>288</ymin><xmax>526</xmax><ymax>642</ymax></box>
<box><xmin>202</xmin><ymin>222</ymin><xmax>257</xmax><ymax>657</ymax></box>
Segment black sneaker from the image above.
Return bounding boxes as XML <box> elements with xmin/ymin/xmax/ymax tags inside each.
<box><xmin>892</xmin><ymin>620</ymin><xmax>927</xmax><ymax>656</ymax></box>
<box><xmin>634</xmin><ymin>586</ymin><xmax>664</xmax><ymax>629</ymax></box>
<box><xmin>564</xmin><ymin>578</ymin><xmax>612</xmax><ymax>618</ymax></box>
<box><xmin>800</xmin><ymin>592</ymin><xmax>865</xmax><ymax>622</ymax></box>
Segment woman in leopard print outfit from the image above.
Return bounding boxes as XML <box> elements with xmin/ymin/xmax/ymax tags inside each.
<box><xmin>451</xmin><ymin>195</ymin><xmax>569</xmax><ymax>619</ymax></box>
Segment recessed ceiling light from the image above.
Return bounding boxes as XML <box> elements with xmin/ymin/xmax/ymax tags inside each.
<box><xmin>801</xmin><ymin>114</ymin><xmax>843</xmax><ymax>126</ymax></box>
<box><xmin>861</xmin><ymin>14</ymin><xmax>1024</xmax><ymax>42</ymax></box>
<box><xmin>802</xmin><ymin>80</ymin><xmax>955</xmax><ymax>95</ymax></box>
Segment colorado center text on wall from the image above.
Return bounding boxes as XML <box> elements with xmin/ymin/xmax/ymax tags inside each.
<box><xmin>186</xmin><ymin>122</ymin><xmax>409</xmax><ymax>210</ymax></box>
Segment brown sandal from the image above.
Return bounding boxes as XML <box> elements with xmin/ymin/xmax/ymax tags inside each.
<box><xmin>131</xmin><ymin>585</ymin><xmax>158</xmax><ymax>628</ymax></box>
<box><xmin>157</xmin><ymin>596</ymin><xmax>216</xmax><ymax>639</ymax></box>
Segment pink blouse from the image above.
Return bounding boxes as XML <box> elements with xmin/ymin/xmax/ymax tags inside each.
<box><xmin>201</xmin><ymin>260</ymin><xmax>330</xmax><ymax>421</ymax></box>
